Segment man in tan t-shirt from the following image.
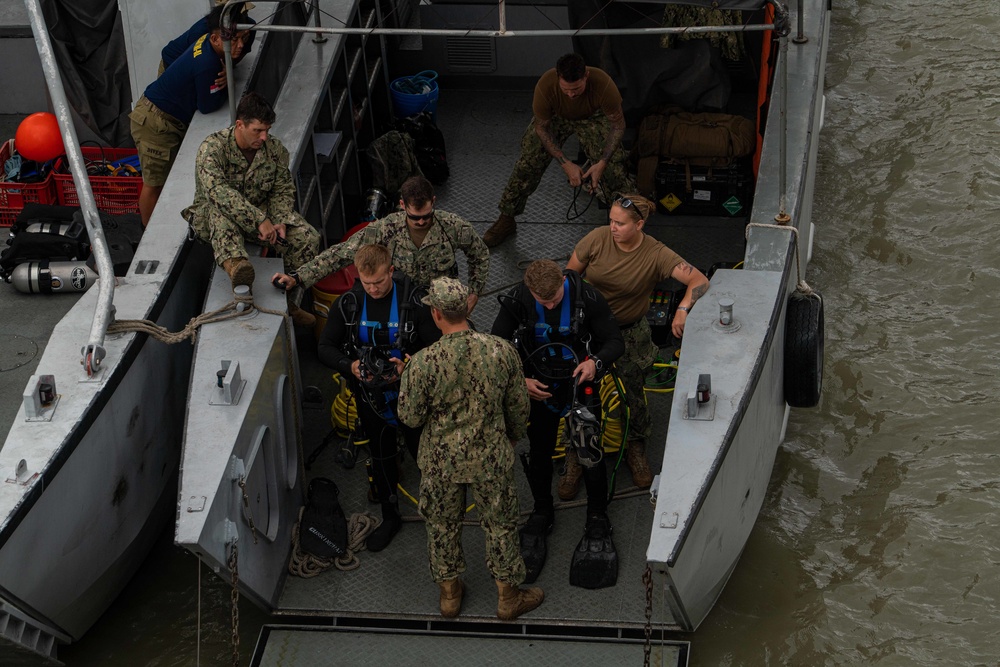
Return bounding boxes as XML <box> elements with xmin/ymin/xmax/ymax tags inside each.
<box><xmin>484</xmin><ymin>53</ymin><xmax>636</xmax><ymax>247</ymax></box>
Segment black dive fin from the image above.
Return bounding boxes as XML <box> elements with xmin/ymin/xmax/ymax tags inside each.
<box><xmin>520</xmin><ymin>533</ymin><xmax>547</xmax><ymax>584</ymax></box>
<box><xmin>519</xmin><ymin>513</ymin><xmax>554</xmax><ymax>584</ymax></box>
<box><xmin>299</xmin><ymin>477</ymin><xmax>348</xmax><ymax>559</ymax></box>
<box><xmin>569</xmin><ymin>514</ymin><xmax>618</xmax><ymax>589</ymax></box>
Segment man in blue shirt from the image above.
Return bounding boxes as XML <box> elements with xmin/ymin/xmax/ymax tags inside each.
<box><xmin>159</xmin><ymin>1</ymin><xmax>256</xmax><ymax>76</ymax></box>
<box><xmin>129</xmin><ymin>4</ymin><xmax>245</xmax><ymax>226</ymax></box>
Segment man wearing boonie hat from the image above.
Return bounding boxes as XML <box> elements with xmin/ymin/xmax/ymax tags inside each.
<box><xmin>399</xmin><ymin>277</ymin><xmax>544</xmax><ymax>622</ymax></box>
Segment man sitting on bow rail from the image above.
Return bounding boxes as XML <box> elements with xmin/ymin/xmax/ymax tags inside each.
<box><xmin>183</xmin><ymin>91</ymin><xmax>321</xmax><ymax>327</ymax></box>
<box><xmin>317</xmin><ymin>244</ymin><xmax>440</xmax><ymax>552</ymax></box>
<box><xmin>491</xmin><ymin>259</ymin><xmax>625</xmax><ymax>589</ymax></box>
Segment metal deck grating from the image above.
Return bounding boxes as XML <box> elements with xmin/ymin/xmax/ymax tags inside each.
<box><xmin>280</xmin><ymin>395</ymin><xmax>671</xmax><ymax>628</ymax></box>
<box><xmin>251</xmin><ymin>626</ymin><xmax>689</xmax><ymax>666</ymax></box>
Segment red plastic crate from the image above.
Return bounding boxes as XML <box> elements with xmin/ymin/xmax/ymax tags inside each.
<box><xmin>0</xmin><ymin>141</ymin><xmax>57</xmax><ymax>227</ymax></box>
<box><xmin>54</xmin><ymin>146</ymin><xmax>143</xmax><ymax>216</ymax></box>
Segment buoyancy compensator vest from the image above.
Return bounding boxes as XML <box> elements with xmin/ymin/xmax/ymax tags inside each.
<box><xmin>337</xmin><ymin>273</ymin><xmax>418</xmax><ymax>425</ymax></box>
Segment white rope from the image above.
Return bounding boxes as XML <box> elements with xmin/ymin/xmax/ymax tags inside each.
<box><xmin>107</xmin><ymin>292</ymin><xmax>258</xmax><ymax>343</ymax></box>
<box><xmin>745</xmin><ymin>222</ymin><xmax>817</xmax><ymax>298</ymax></box>
<box><xmin>288</xmin><ymin>507</ymin><xmax>380</xmax><ymax>577</ymax></box>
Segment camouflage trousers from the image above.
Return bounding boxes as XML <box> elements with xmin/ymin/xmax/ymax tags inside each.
<box><xmin>419</xmin><ymin>465</ymin><xmax>526</xmax><ymax>585</ymax></box>
<box><xmin>615</xmin><ymin>318</ymin><xmax>659</xmax><ymax>444</ymax></box>
<box><xmin>498</xmin><ymin>114</ymin><xmax>636</xmax><ymax>217</ymax></box>
<box><xmin>201</xmin><ymin>207</ymin><xmax>321</xmax><ymax>272</ymax></box>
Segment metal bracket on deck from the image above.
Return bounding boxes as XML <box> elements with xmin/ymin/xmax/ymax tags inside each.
<box><xmin>210</xmin><ymin>360</ymin><xmax>246</xmax><ymax>405</ymax></box>
<box><xmin>187</xmin><ymin>495</ymin><xmax>207</xmax><ymax>512</ymax></box>
<box><xmin>712</xmin><ymin>297</ymin><xmax>742</xmax><ymax>333</ymax></box>
<box><xmin>5</xmin><ymin>459</ymin><xmax>39</xmax><ymax>486</ymax></box>
<box><xmin>683</xmin><ymin>373</ymin><xmax>716</xmax><ymax>421</ymax></box>
<box><xmin>23</xmin><ymin>374</ymin><xmax>59</xmax><ymax>422</ymax></box>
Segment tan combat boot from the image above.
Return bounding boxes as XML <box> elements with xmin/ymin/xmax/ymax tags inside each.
<box><xmin>438</xmin><ymin>578</ymin><xmax>464</xmax><ymax>618</ymax></box>
<box><xmin>483</xmin><ymin>213</ymin><xmax>516</xmax><ymax>248</ymax></box>
<box><xmin>626</xmin><ymin>440</ymin><xmax>654</xmax><ymax>489</ymax></box>
<box><xmin>222</xmin><ymin>257</ymin><xmax>255</xmax><ymax>289</ymax></box>
<box><xmin>558</xmin><ymin>449</ymin><xmax>583</xmax><ymax>501</ymax></box>
<box><xmin>496</xmin><ymin>579</ymin><xmax>544</xmax><ymax>621</ymax></box>
<box><xmin>288</xmin><ymin>301</ymin><xmax>316</xmax><ymax>328</ymax></box>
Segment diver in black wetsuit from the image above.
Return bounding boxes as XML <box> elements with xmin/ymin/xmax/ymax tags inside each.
<box><xmin>491</xmin><ymin>259</ymin><xmax>625</xmax><ymax>588</ymax></box>
<box><xmin>318</xmin><ymin>243</ymin><xmax>439</xmax><ymax>551</ymax></box>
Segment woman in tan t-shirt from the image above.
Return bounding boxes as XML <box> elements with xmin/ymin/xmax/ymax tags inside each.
<box><xmin>566</xmin><ymin>194</ymin><xmax>709</xmax><ymax>488</ymax></box>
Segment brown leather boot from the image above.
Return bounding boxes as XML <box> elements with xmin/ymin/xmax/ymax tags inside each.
<box><xmin>626</xmin><ymin>440</ymin><xmax>654</xmax><ymax>489</ymax></box>
<box><xmin>558</xmin><ymin>448</ymin><xmax>583</xmax><ymax>501</ymax></box>
<box><xmin>496</xmin><ymin>579</ymin><xmax>544</xmax><ymax>621</ymax></box>
<box><xmin>222</xmin><ymin>257</ymin><xmax>254</xmax><ymax>289</ymax></box>
<box><xmin>438</xmin><ymin>578</ymin><xmax>464</xmax><ymax>618</ymax></box>
<box><xmin>288</xmin><ymin>301</ymin><xmax>316</xmax><ymax>328</ymax></box>
<box><xmin>483</xmin><ymin>213</ymin><xmax>516</xmax><ymax>248</ymax></box>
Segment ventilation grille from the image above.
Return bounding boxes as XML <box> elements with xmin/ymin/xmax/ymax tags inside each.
<box><xmin>445</xmin><ymin>36</ymin><xmax>496</xmax><ymax>73</ymax></box>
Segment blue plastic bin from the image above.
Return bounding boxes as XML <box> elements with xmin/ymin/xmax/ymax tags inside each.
<box><xmin>390</xmin><ymin>70</ymin><xmax>439</xmax><ymax>120</ymax></box>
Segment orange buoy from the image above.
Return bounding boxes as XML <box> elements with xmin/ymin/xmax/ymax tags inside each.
<box><xmin>15</xmin><ymin>112</ymin><xmax>65</xmax><ymax>162</ymax></box>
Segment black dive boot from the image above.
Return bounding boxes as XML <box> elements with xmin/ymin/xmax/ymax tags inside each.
<box><xmin>519</xmin><ymin>511</ymin><xmax>554</xmax><ymax>584</ymax></box>
<box><xmin>569</xmin><ymin>512</ymin><xmax>618</xmax><ymax>589</ymax></box>
<box><xmin>367</xmin><ymin>503</ymin><xmax>402</xmax><ymax>552</ymax></box>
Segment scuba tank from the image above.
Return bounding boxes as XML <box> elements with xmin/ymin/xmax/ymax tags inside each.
<box><xmin>11</xmin><ymin>260</ymin><xmax>98</xmax><ymax>294</ymax></box>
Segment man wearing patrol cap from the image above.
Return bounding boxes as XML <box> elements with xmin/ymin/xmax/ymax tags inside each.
<box><xmin>398</xmin><ymin>277</ymin><xmax>544</xmax><ymax>622</ymax></box>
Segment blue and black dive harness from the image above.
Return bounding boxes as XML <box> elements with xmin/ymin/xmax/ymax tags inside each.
<box><xmin>501</xmin><ymin>271</ymin><xmax>605</xmax><ymax>466</ymax></box>
<box><xmin>338</xmin><ymin>275</ymin><xmax>417</xmax><ymax>425</ymax></box>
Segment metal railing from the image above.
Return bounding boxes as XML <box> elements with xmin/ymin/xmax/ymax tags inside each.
<box><xmin>24</xmin><ymin>0</ymin><xmax>114</xmax><ymax>377</ymax></box>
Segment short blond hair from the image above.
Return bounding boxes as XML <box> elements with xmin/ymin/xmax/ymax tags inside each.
<box><xmin>614</xmin><ymin>193</ymin><xmax>654</xmax><ymax>222</ymax></box>
<box><xmin>523</xmin><ymin>259</ymin><xmax>563</xmax><ymax>299</ymax></box>
<box><xmin>354</xmin><ymin>244</ymin><xmax>392</xmax><ymax>275</ymax></box>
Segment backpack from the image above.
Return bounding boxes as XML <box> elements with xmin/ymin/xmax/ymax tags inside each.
<box><xmin>397</xmin><ymin>112</ymin><xmax>449</xmax><ymax>184</ymax></box>
<box><xmin>635</xmin><ymin>105</ymin><xmax>755</xmax><ymax>198</ymax></box>
<box><xmin>366</xmin><ymin>130</ymin><xmax>423</xmax><ymax>197</ymax></box>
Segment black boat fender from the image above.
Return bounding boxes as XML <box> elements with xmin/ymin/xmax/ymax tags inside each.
<box><xmin>783</xmin><ymin>290</ymin><xmax>824</xmax><ymax>408</ymax></box>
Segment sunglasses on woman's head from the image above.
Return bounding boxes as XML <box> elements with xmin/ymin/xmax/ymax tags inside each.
<box><xmin>614</xmin><ymin>196</ymin><xmax>634</xmax><ymax>209</ymax></box>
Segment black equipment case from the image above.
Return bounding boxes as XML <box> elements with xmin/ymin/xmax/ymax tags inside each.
<box><xmin>654</xmin><ymin>160</ymin><xmax>754</xmax><ymax>217</ymax></box>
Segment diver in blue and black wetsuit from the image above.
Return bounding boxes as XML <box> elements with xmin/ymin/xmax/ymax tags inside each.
<box><xmin>491</xmin><ymin>258</ymin><xmax>625</xmax><ymax>589</ymax></box>
<box><xmin>318</xmin><ymin>244</ymin><xmax>440</xmax><ymax>552</ymax></box>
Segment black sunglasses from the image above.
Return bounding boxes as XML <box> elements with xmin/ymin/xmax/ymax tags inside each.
<box><xmin>406</xmin><ymin>209</ymin><xmax>434</xmax><ymax>222</ymax></box>
<box><xmin>614</xmin><ymin>195</ymin><xmax>634</xmax><ymax>209</ymax></box>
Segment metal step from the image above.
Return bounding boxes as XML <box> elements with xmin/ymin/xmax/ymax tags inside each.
<box><xmin>250</xmin><ymin>624</ymin><xmax>689</xmax><ymax>666</ymax></box>
<box><xmin>0</xmin><ymin>602</ymin><xmax>63</xmax><ymax>666</ymax></box>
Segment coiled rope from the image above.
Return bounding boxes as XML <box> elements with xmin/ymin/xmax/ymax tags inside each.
<box><xmin>287</xmin><ymin>507</ymin><xmax>380</xmax><ymax>577</ymax></box>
